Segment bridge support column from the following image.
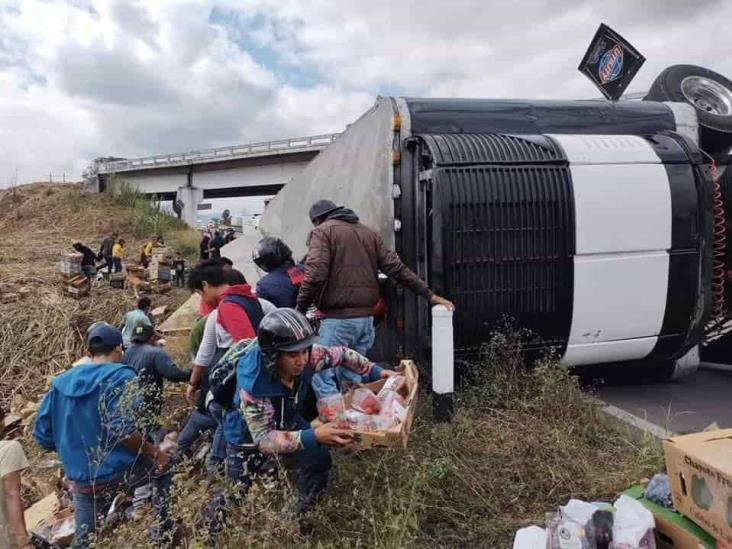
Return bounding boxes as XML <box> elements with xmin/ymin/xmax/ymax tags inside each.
<box><xmin>176</xmin><ymin>186</ymin><xmax>203</xmax><ymax>227</ymax></box>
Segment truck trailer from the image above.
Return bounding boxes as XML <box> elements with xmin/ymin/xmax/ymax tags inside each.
<box><xmin>253</xmin><ymin>64</ymin><xmax>732</xmax><ymax>380</ymax></box>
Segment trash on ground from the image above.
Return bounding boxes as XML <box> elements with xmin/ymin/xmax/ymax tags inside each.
<box><xmin>513</xmin><ymin>525</ymin><xmax>547</xmax><ymax>549</ymax></box>
<box><xmin>624</xmin><ymin>484</ymin><xmax>716</xmax><ymax>549</ymax></box>
<box><xmin>151</xmin><ymin>305</ymin><xmax>168</xmax><ymax>317</ymax></box>
<box><xmin>644</xmin><ymin>473</ymin><xmax>673</xmax><ymax>509</ymax></box>
<box><xmin>613</xmin><ymin>494</ymin><xmax>656</xmax><ymax>548</ymax></box>
<box><xmin>517</xmin><ymin>494</ymin><xmax>657</xmax><ymax>549</ymax></box>
<box><xmin>25</xmin><ymin>492</ymin><xmax>75</xmax><ymax>546</ymax></box>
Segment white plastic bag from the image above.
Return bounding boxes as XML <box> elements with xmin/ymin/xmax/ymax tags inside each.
<box><xmin>612</xmin><ymin>495</ymin><xmax>656</xmax><ymax>549</ymax></box>
<box><xmin>560</xmin><ymin>499</ymin><xmax>598</xmax><ymax>525</ymax></box>
<box><xmin>513</xmin><ymin>525</ymin><xmax>547</xmax><ymax>549</ymax></box>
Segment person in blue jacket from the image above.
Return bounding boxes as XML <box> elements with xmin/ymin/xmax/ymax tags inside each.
<box><xmin>238</xmin><ymin>309</ymin><xmax>396</xmax><ymax>509</ymax></box>
<box><xmin>200</xmin><ymin>309</ymin><xmax>396</xmax><ymax>533</ymax></box>
<box><xmin>33</xmin><ymin>325</ymin><xmax>174</xmax><ymax>547</ymax></box>
<box><xmin>252</xmin><ymin>237</ymin><xmax>305</xmax><ymax>308</ymax></box>
<box><xmin>122</xmin><ymin>324</ymin><xmax>191</xmax><ymax>439</ymax></box>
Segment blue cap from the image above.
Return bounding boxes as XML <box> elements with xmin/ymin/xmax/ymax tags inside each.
<box><xmin>86</xmin><ymin>324</ymin><xmax>123</xmax><ymax>349</ymax></box>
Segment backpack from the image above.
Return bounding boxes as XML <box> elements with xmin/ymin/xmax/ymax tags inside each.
<box><xmin>208</xmin><ymin>296</ymin><xmax>264</xmax><ymax>408</ymax></box>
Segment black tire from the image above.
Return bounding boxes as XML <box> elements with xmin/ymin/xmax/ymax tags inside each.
<box><xmin>645</xmin><ymin>64</ymin><xmax>732</xmax><ymax>132</ymax></box>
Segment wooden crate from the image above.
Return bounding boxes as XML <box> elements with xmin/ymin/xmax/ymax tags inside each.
<box><xmin>313</xmin><ymin>360</ymin><xmax>419</xmax><ymax>450</ymax></box>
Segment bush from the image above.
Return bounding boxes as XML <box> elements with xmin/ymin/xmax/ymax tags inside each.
<box><xmin>105</xmin><ymin>175</ymin><xmax>190</xmax><ymax>241</ymax></box>
<box><xmin>166</xmin><ymin>228</ymin><xmax>200</xmax><ymax>263</ymax></box>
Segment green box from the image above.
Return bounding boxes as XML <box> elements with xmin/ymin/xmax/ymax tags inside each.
<box><xmin>624</xmin><ymin>485</ymin><xmax>715</xmax><ymax>549</ymax></box>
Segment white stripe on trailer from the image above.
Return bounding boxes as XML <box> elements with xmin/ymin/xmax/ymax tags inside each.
<box><xmin>563</xmin><ymin>251</ymin><xmax>669</xmax><ymax>365</ymax></box>
<box><xmin>563</xmin><ymin>337</ymin><xmax>658</xmax><ymax>365</ymax></box>
<box><xmin>550</xmin><ymin>134</ymin><xmax>672</xmax><ymax>366</ymax></box>
<box><xmin>570</xmin><ymin>163</ymin><xmax>671</xmax><ymax>254</ymax></box>
<box><xmin>546</xmin><ymin>134</ymin><xmax>661</xmax><ymax>164</ymax></box>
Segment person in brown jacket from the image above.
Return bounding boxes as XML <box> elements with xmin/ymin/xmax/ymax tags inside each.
<box><xmin>297</xmin><ymin>199</ymin><xmax>454</xmax><ymax>355</ymax></box>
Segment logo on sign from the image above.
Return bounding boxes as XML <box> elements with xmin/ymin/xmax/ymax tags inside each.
<box><xmin>598</xmin><ymin>44</ymin><xmax>623</xmax><ymax>84</ymax></box>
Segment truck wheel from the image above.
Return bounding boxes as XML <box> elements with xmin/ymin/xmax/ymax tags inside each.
<box><xmin>646</xmin><ymin>65</ymin><xmax>732</xmax><ymax>131</ymax></box>
<box><xmin>645</xmin><ymin>65</ymin><xmax>732</xmax><ymax>159</ymax></box>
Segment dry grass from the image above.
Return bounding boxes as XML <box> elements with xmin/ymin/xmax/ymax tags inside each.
<box><xmin>98</xmin><ymin>330</ymin><xmax>663</xmax><ymax>549</ymax></box>
<box><xmin>3</xmin><ymin>183</ymin><xmax>664</xmax><ymax>548</ymax></box>
<box><xmin>0</xmin><ymin>182</ymin><xmax>197</xmax><ymax>404</ymax></box>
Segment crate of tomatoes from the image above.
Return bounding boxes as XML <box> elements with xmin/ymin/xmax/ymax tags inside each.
<box><xmin>314</xmin><ymin>360</ymin><xmax>419</xmax><ymax>450</ymax></box>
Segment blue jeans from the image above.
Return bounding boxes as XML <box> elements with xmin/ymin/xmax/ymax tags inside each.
<box><xmin>318</xmin><ymin>316</ymin><xmax>375</xmax><ymax>355</ymax></box>
<box><xmin>102</xmin><ymin>256</ymin><xmax>113</xmax><ymax>274</ymax></box>
<box><xmin>208</xmin><ymin>401</ymin><xmax>260</xmax><ymax>483</ymax></box>
<box><xmin>177</xmin><ymin>410</ymin><xmax>226</xmax><ymax>471</ymax></box>
<box><xmin>71</xmin><ymin>459</ymin><xmax>172</xmax><ymax>548</ymax></box>
<box><xmin>200</xmin><ymin>416</ymin><xmax>331</xmax><ymax>533</ymax></box>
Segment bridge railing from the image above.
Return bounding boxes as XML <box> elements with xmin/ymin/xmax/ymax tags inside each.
<box><xmin>98</xmin><ymin>132</ymin><xmax>341</xmax><ymax>173</ymax></box>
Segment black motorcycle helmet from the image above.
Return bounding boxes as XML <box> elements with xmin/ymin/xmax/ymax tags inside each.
<box><xmin>258</xmin><ymin>309</ymin><xmax>319</xmax><ymax>359</ymax></box>
<box><xmin>252</xmin><ymin>237</ymin><xmax>293</xmax><ymax>272</ymax></box>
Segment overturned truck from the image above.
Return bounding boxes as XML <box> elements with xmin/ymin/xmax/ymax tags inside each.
<box><xmin>257</xmin><ymin>64</ymin><xmax>732</xmax><ymax>380</ymax></box>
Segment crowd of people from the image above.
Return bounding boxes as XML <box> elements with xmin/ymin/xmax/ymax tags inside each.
<box><xmin>72</xmin><ymin>233</ymin><xmax>165</xmax><ymax>277</ymax></box>
<box><xmin>0</xmin><ymin>199</ymin><xmax>454</xmax><ymax>547</ymax></box>
<box><xmin>199</xmin><ymin>225</ymin><xmax>235</xmax><ymax>262</ymax></box>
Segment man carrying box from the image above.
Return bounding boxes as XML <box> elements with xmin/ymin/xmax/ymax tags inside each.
<box><xmin>201</xmin><ymin>308</ymin><xmax>396</xmax><ymax>532</ymax></box>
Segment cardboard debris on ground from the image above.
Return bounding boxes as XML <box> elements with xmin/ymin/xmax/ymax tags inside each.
<box><xmin>11</xmin><ymin>399</ymin><xmax>39</xmax><ymax>430</ymax></box>
<box><xmin>21</xmin><ymin>475</ymin><xmax>57</xmax><ymax>498</ymax></box>
<box><xmin>3</xmin><ymin>413</ymin><xmax>22</xmax><ymax>430</ymax></box>
<box><xmin>158</xmin><ymin>293</ymin><xmax>201</xmax><ymax>333</ymax></box>
<box><xmin>664</xmin><ymin>428</ymin><xmax>732</xmax><ymax>546</ymax></box>
<box><xmin>25</xmin><ymin>493</ymin><xmax>60</xmax><ymax>534</ymax></box>
<box><xmin>64</xmin><ymin>275</ymin><xmax>89</xmax><ymax>298</ymax></box>
<box><xmin>125</xmin><ymin>265</ymin><xmax>147</xmax><ymax>279</ymax></box>
<box><xmin>25</xmin><ymin>492</ymin><xmax>75</xmax><ymax>546</ymax></box>
<box><xmin>151</xmin><ymin>305</ymin><xmax>168</xmax><ymax>317</ymax></box>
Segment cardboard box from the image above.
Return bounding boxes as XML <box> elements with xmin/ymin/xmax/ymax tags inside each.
<box><xmin>318</xmin><ymin>360</ymin><xmax>419</xmax><ymax>450</ymax></box>
<box><xmin>664</xmin><ymin>429</ymin><xmax>732</xmax><ymax>545</ymax></box>
<box><xmin>310</xmin><ymin>360</ymin><xmax>419</xmax><ymax>449</ymax></box>
<box><xmin>625</xmin><ymin>485</ymin><xmax>715</xmax><ymax>549</ymax></box>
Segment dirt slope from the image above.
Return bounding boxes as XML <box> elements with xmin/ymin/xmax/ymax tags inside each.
<box><xmin>0</xmin><ymin>183</ymin><xmax>195</xmax><ymax>403</ymax></box>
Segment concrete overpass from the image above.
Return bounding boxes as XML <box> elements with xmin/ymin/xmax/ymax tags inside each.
<box><xmin>93</xmin><ymin>133</ymin><xmax>340</xmax><ymax>225</ymax></box>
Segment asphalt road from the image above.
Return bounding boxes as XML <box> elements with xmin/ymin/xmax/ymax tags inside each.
<box><xmin>596</xmin><ymin>366</ymin><xmax>732</xmax><ymax>434</ymax></box>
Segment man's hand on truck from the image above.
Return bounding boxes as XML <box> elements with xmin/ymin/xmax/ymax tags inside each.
<box><xmin>430</xmin><ymin>294</ymin><xmax>455</xmax><ymax>310</ymax></box>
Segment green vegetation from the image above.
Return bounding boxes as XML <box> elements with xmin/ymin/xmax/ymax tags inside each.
<box><xmin>105</xmin><ymin>176</ymin><xmax>198</xmax><ymax>261</ymax></box>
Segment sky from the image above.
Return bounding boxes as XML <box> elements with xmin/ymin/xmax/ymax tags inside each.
<box><xmin>1</xmin><ymin>0</ymin><xmax>731</xmax><ymax>196</ymax></box>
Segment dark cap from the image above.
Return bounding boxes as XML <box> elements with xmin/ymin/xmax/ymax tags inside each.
<box><xmin>308</xmin><ymin>199</ymin><xmax>339</xmax><ymax>222</ymax></box>
<box><xmin>131</xmin><ymin>324</ymin><xmax>155</xmax><ymax>343</ymax></box>
<box><xmin>86</xmin><ymin>324</ymin><xmax>123</xmax><ymax>349</ymax></box>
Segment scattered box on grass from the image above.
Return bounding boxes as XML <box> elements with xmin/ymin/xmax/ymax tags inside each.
<box><xmin>664</xmin><ymin>429</ymin><xmax>732</xmax><ymax>546</ymax></box>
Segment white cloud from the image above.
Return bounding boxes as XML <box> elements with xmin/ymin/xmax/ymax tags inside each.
<box><xmin>1</xmin><ymin>0</ymin><xmax>731</xmax><ymax>186</ymax></box>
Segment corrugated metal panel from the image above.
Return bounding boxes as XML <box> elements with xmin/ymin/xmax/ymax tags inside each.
<box><xmin>419</xmin><ymin>133</ymin><xmax>565</xmax><ymax>165</ymax></box>
<box><xmin>419</xmin><ymin>133</ymin><xmax>576</xmax><ymax>352</ymax></box>
<box><xmin>436</xmin><ymin>165</ymin><xmax>575</xmax><ymax>351</ymax></box>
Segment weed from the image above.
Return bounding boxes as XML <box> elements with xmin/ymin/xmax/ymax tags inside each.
<box><xmin>98</xmin><ymin>327</ymin><xmax>662</xmax><ymax>548</ymax></box>
<box><xmin>105</xmin><ymin>176</ymin><xmax>191</xmax><ymax>247</ymax></box>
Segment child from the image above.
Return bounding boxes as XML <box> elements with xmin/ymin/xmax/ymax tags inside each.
<box><xmin>112</xmin><ymin>238</ymin><xmax>126</xmax><ymax>273</ymax></box>
<box><xmin>172</xmin><ymin>254</ymin><xmax>185</xmax><ymax>287</ymax></box>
